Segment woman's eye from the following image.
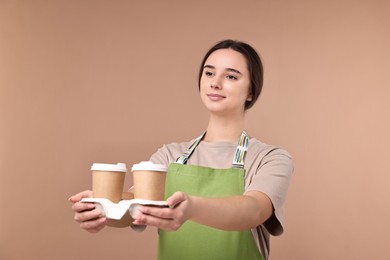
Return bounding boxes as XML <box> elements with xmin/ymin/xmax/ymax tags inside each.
<box><xmin>226</xmin><ymin>75</ymin><xmax>237</xmax><ymax>80</ymax></box>
<box><xmin>205</xmin><ymin>71</ymin><xmax>213</xmax><ymax>77</ymax></box>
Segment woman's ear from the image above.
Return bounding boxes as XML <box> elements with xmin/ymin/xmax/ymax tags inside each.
<box><xmin>246</xmin><ymin>93</ymin><xmax>253</xmax><ymax>102</ymax></box>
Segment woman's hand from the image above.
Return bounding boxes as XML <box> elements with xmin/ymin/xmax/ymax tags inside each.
<box><xmin>132</xmin><ymin>191</ymin><xmax>194</xmax><ymax>231</ymax></box>
<box><xmin>68</xmin><ymin>190</ymin><xmax>107</xmax><ymax>233</ymax></box>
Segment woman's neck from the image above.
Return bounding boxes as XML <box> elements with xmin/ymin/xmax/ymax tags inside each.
<box><xmin>204</xmin><ymin>114</ymin><xmax>246</xmax><ymax>143</ymax></box>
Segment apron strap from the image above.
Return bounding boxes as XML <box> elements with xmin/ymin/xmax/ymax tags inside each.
<box><xmin>232</xmin><ymin>131</ymin><xmax>249</xmax><ymax>168</ymax></box>
<box><xmin>176</xmin><ymin>131</ymin><xmax>250</xmax><ymax>169</ymax></box>
<box><xmin>175</xmin><ymin>132</ymin><xmax>206</xmax><ymax>165</ymax></box>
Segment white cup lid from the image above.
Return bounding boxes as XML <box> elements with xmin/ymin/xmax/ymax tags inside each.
<box><xmin>131</xmin><ymin>161</ymin><xmax>167</xmax><ymax>172</ymax></box>
<box><xmin>91</xmin><ymin>163</ymin><xmax>127</xmax><ymax>172</ymax></box>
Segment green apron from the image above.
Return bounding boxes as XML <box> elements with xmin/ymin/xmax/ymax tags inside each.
<box><xmin>157</xmin><ymin>131</ymin><xmax>264</xmax><ymax>260</ymax></box>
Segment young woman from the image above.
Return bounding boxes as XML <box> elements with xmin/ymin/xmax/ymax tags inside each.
<box><xmin>69</xmin><ymin>39</ymin><xmax>293</xmax><ymax>260</ymax></box>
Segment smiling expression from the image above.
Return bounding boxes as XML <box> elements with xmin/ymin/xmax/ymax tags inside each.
<box><xmin>200</xmin><ymin>48</ymin><xmax>252</xmax><ymax>116</ymax></box>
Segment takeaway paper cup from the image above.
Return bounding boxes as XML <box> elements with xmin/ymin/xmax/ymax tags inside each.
<box><xmin>91</xmin><ymin>163</ymin><xmax>127</xmax><ymax>203</ymax></box>
<box><xmin>131</xmin><ymin>161</ymin><xmax>167</xmax><ymax>200</ymax></box>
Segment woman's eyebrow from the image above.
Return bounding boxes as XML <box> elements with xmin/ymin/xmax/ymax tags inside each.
<box><xmin>203</xmin><ymin>65</ymin><xmax>215</xmax><ymax>70</ymax></box>
<box><xmin>226</xmin><ymin>68</ymin><xmax>242</xmax><ymax>75</ymax></box>
<box><xmin>203</xmin><ymin>65</ymin><xmax>242</xmax><ymax>75</ymax></box>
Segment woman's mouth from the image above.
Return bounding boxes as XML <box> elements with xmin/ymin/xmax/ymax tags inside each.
<box><xmin>207</xmin><ymin>93</ymin><xmax>225</xmax><ymax>101</ymax></box>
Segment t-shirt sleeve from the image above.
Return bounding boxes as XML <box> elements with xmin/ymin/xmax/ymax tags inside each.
<box><xmin>149</xmin><ymin>145</ymin><xmax>171</xmax><ymax>167</ymax></box>
<box><xmin>246</xmin><ymin>147</ymin><xmax>294</xmax><ymax>236</ymax></box>
<box><xmin>148</xmin><ymin>142</ymin><xmax>187</xmax><ymax>167</ymax></box>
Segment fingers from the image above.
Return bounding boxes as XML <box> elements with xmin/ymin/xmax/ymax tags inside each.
<box><xmin>71</xmin><ymin>198</ymin><xmax>99</xmax><ymax>223</ymax></box>
<box><xmin>73</xmin><ymin>204</ymin><xmax>107</xmax><ymax>233</ymax></box>
<box><xmin>68</xmin><ymin>190</ymin><xmax>93</xmax><ymax>203</ymax></box>
<box><xmin>69</xmin><ymin>190</ymin><xmax>106</xmax><ymax>233</ymax></box>
<box><xmin>72</xmin><ymin>200</ymin><xmax>95</xmax><ymax>213</ymax></box>
<box><xmin>133</xmin><ymin>206</ymin><xmax>185</xmax><ymax>231</ymax></box>
<box><xmin>79</xmin><ymin>216</ymin><xmax>107</xmax><ymax>233</ymax></box>
<box><xmin>166</xmin><ymin>191</ymin><xmax>187</xmax><ymax>207</ymax></box>
<box><xmin>133</xmin><ymin>209</ymin><xmax>180</xmax><ymax>231</ymax></box>
<box><xmin>139</xmin><ymin>206</ymin><xmax>174</xmax><ymax>220</ymax></box>
<box><xmin>132</xmin><ymin>191</ymin><xmax>191</xmax><ymax>231</ymax></box>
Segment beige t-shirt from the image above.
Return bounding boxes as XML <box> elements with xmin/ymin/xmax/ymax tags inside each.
<box><xmin>149</xmin><ymin>136</ymin><xmax>293</xmax><ymax>259</ymax></box>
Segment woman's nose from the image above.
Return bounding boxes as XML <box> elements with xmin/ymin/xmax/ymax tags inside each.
<box><xmin>211</xmin><ymin>76</ymin><xmax>222</xmax><ymax>89</ymax></box>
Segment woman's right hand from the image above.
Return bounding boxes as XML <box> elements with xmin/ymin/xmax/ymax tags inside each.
<box><xmin>68</xmin><ymin>190</ymin><xmax>107</xmax><ymax>233</ymax></box>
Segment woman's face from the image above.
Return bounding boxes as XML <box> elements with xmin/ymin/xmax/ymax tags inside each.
<box><xmin>200</xmin><ymin>48</ymin><xmax>252</xmax><ymax>117</ymax></box>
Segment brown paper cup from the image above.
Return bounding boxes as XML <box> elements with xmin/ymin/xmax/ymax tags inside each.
<box><xmin>91</xmin><ymin>163</ymin><xmax>127</xmax><ymax>203</ymax></box>
<box><xmin>131</xmin><ymin>161</ymin><xmax>167</xmax><ymax>201</ymax></box>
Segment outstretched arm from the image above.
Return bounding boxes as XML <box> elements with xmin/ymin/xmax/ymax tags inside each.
<box><xmin>132</xmin><ymin>190</ymin><xmax>273</xmax><ymax>231</ymax></box>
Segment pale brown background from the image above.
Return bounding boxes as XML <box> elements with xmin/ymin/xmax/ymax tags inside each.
<box><xmin>1</xmin><ymin>0</ymin><xmax>389</xmax><ymax>259</ymax></box>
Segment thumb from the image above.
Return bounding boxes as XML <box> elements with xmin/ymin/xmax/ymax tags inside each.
<box><xmin>166</xmin><ymin>191</ymin><xmax>187</xmax><ymax>208</ymax></box>
<box><xmin>68</xmin><ymin>190</ymin><xmax>93</xmax><ymax>203</ymax></box>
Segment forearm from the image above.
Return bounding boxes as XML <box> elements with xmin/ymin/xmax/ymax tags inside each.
<box><xmin>188</xmin><ymin>191</ymin><xmax>272</xmax><ymax>231</ymax></box>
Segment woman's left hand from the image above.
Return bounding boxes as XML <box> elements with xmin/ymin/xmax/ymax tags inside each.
<box><xmin>132</xmin><ymin>191</ymin><xmax>193</xmax><ymax>231</ymax></box>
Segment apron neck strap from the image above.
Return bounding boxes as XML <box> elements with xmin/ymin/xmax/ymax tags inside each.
<box><xmin>176</xmin><ymin>131</ymin><xmax>250</xmax><ymax>168</ymax></box>
<box><xmin>232</xmin><ymin>130</ymin><xmax>249</xmax><ymax>168</ymax></box>
<box><xmin>175</xmin><ymin>132</ymin><xmax>206</xmax><ymax>165</ymax></box>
